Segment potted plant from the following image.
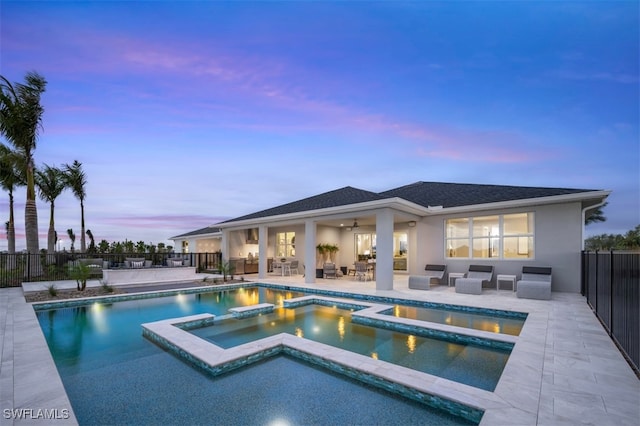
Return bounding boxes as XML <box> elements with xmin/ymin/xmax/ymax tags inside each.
<box><xmin>316</xmin><ymin>243</ymin><xmax>327</xmax><ymax>278</ymax></box>
<box><xmin>326</xmin><ymin>244</ymin><xmax>339</xmax><ymax>262</ymax></box>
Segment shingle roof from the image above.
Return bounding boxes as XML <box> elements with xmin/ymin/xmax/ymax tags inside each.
<box><xmin>221</xmin><ymin>186</ymin><xmax>387</xmax><ymax>223</ymax></box>
<box><xmin>209</xmin><ymin>181</ymin><xmax>604</xmax><ymax>227</ymax></box>
<box><xmin>380</xmin><ymin>181</ymin><xmax>600</xmax><ymax>209</ymax></box>
<box><xmin>171</xmin><ymin>226</ymin><xmax>221</xmax><ymax>239</ymax></box>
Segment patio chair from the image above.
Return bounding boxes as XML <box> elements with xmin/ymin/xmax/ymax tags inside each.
<box><xmin>516</xmin><ymin>266</ymin><xmax>552</xmax><ymax>300</ymax></box>
<box><xmin>354</xmin><ymin>261</ymin><xmax>371</xmax><ymax>282</ymax></box>
<box><xmin>323</xmin><ymin>263</ymin><xmax>337</xmax><ymax>279</ymax></box>
<box><xmin>455</xmin><ymin>265</ymin><xmax>494</xmax><ymax>295</ymax></box>
<box><xmin>288</xmin><ymin>260</ymin><xmax>300</xmax><ymax>275</ymax></box>
<box><xmin>408</xmin><ymin>264</ymin><xmax>447</xmax><ymax>290</ymax></box>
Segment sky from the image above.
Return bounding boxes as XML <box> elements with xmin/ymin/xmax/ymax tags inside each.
<box><xmin>0</xmin><ymin>0</ymin><xmax>638</xmax><ymax>252</ymax></box>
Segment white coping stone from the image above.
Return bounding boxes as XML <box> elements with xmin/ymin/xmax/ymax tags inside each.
<box><xmin>228</xmin><ymin>303</ymin><xmax>274</xmax><ymax>314</ymax></box>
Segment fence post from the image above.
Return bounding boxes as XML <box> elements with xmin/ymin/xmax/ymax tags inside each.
<box><xmin>26</xmin><ymin>253</ymin><xmax>31</xmax><ymax>282</ymax></box>
<box><xmin>609</xmin><ymin>249</ymin><xmax>614</xmax><ymax>338</ymax></box>
<box><xmin>581</xmin><ymin>251</ymin><xmax>586</xmax><ymax>297</ymax></box>
<box><xmin>594</xmin><ymin>250</ymin><xmax>598</xmax><ymax>311</ymax></box>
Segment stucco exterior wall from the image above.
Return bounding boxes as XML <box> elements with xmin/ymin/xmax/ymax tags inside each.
<box><xmin>195</xmin><ymin>238</ymin><xmax>221</xmax><ymax>253</ymax></box>
<box><xmin>419</xmin><ymin>202</ymin><xmax>584</xmax><ymax>293</ymax></box>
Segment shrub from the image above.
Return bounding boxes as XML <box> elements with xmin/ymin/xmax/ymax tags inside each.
<box><xmin>101</xmin><ymin>281</ymin><xmax>114</xmax><ymax>293</ymax></box>
<box><xmin>47</xmin><ymin>283</ymin><xmax>58</xmax><ymax>297</ymax></box>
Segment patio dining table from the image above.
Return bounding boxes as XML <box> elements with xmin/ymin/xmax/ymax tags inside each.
<box><xmin>272</xmin><ymin>260</ymin><xmax>291</xmax><ymax>276</ymax></box>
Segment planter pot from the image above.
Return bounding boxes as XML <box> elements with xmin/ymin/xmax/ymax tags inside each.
<box><xmin>316</xmin><ymin>269</ymin><xmax>324</xmax><ymax>278</ymax></box>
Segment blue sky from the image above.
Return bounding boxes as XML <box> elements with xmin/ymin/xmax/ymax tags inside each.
<box><xmin>1</xmin><ymin>0</ymin><xmax>638</xmax><ymax>251</ymax></box>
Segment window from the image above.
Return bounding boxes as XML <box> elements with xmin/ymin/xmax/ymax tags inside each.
<box><xmin>355</xmin><ymin>233</ymin><xmax>376</xmax><ymax>260</ymax></box>
<box><xmin>445</xmin><ymin>213</ymin><xmax>534</xmax><ymax>259</ymax></box>
<box><xmin>503</xmin><ymin>213</ymin><xmax>534</xmax><ymax>258</ymax></box>
<box><xmin>446</xmin><ymin>218</ymin><xmax>469</xmax><ymax>258</ymax></box>
<box><xmin>276</xmin><ymin>232</ymin><xmax>295</xmax><ymax>258</ymax></box>
<box><xmin>393</xmin><ymin>232</ymin><xmax>408</xmax><ymax>271</ymax></box>
<box><xmin>355</xmin><ymin>233</ymin><xmax>408</xmax><ymax>270</ymax></box>
<box><xmin>472</xmin><ymin>215</ymin><xmax>499</xmax><ymax>258</ymax></box>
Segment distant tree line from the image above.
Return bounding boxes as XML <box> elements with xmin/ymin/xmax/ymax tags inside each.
<box><xmin>59</xmin><ymin>229</ymin><xmax>173</xmax><ymax>255</ymax></box>
<box><xmin>584</xmin><ymin>225</ymin><xmax>640</xmax><ymax>251</ymax></box>
<box><xmin>91</xmin><ymin>239</ymin><xmax>173</xmax><ymax>255</ymax></box>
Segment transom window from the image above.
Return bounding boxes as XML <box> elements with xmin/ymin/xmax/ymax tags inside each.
<box><xmin>446</xmin><ymin>213</ymin><xmax>534</xmax><ymax>259</ymax></box>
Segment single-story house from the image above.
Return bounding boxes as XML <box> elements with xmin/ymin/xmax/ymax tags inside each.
<box><xmin>170</xmin><ymin>181</ymin><xmax>609</xmax><ymax>293</ymax></box>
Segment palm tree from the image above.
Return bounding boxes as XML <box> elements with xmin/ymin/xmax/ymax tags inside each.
<box><xmin>35</xmin><ymin>164</ymin><xmax>66</xmax><ymax>254</ymax></box>
<box><xmin>67</xmin><ymin>228</ymin><xmax>75</xmax><ymax>253</ymax></box>
<box><xmin>0</xmin><ymin>144</ymin><xmax>25</xmax><ymax>256</ymax></box>
<box><xmin>97</xmin><ymin>239</ymin><xmax>110</xmax><ymax>254</ymax></box>
<box><xmin>0</xmin><ymin>72</ymin><xmax>47</xmax><ymax>259</ymax></box>
<box><xmin>586</xmin><ymin>202</ymin><xmax>607</xmax><ymax>225</ymax></box>
<box><xmin>135</xmin><ymin>240</ymin><xmax>146</xmax><ymax>253</ymax></box>
<box><xmin>64</xmin><ymin>160</ymin><xmax>87</xmax><ymax>252</ymax></box>
<box><xmin>86</xmin><ymin>229</ymin><xmax>96</xmax><ymax>253</ymax></box>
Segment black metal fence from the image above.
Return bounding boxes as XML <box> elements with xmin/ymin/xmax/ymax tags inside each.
<box><xmin>582</xmin><ymin>250</ymin><xmax>639</xmax><ymax>375</ymax></box>
<box><xmin>0</xmin><ymin>251</ymin><xmax>223</xmax><ymax>288</ymax></box>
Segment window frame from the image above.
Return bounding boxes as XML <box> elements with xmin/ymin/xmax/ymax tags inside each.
<box><xmin>275</xmin><ymin>231</ymin><xmax>296</xmax><ymax>258</ymax></box>
<box><xmin>445</xmin><ymin>212</ymin><xmax>534</xmax><ymax>260</ymax></box>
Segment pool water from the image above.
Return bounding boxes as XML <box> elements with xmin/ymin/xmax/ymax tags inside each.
<box><xmin>36</xmin><ymin>287</ymin><xmax>304</xmax><ymax>373</ymax></box>
<box><xmin>191</xmin><ymin>304</ymin><xmax>509</xmax><ymax>391</ymax></box>
<box><xmin>386</xmin><ymin>304</ymin><xmax>525</xmax><ymax>335</ymax></box>
<box><xmin>33</xmin><ymin>285</ymin><xmax>521</xmax><ymax>424</ymax></box>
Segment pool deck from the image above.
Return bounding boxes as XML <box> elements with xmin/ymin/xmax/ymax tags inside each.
<box><xmin>1</xmin><ymin>275</ymin><xmax>639</xmax><ymax>425</ymax></box>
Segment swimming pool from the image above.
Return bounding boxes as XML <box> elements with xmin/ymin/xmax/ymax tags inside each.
<box><xmin>190</xmin><ymin>303</ymin><xmax>510</xmax><ymax>391</ymax></box>
<box><xmin>33</xmin><ymin>283</ymin><xmax>522</xmax><ymax>424</ymax></box>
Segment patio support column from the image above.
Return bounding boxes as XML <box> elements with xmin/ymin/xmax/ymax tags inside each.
<box><xmin>258</xmin><ymin>225</ymin><xmax>268</xmax><ymax>278</ymax></box>
<box><xmin>304</xmin><ymin>219</ymin><xmax>316</xmax><ymax>284</ymax></box>
<box><xmin>376</xmin><ymin>209</ymin><xmax>394</xmax><ymax>290</ymax></box>
<box><xmin>221</xmin><ymin>231</ymin><xmax>229</xmax><ymax>263</ymax></box>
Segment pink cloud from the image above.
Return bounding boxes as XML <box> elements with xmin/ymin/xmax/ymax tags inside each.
<box><xmin>102</xmin><ymin>214</ymin><xmax>228</xmax><ymax>230</ymax></box>
<box><xmin>7</xmin><ymin>23</ymin><xmax>554</xmax><ymax>165</ymax></box>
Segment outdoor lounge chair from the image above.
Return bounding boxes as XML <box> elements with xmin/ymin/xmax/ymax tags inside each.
<box><xmin>516</xmin><ymin>266</ymin><xmax>552</xmax><ymax>300</ymax></box>
<box><xmin>323</xmin><ymin>263</ymin><xmax>338</xmax><ymax>279</ymax></box>
<box><xmin>455</xmin><ymin>265</ymin><xmax>494</xmax><ymax>295</ymax></box>
<box><xmin>408</xmin><ymin>264</ymin><xmax>447</xmax><ymax>290</ymax></box>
